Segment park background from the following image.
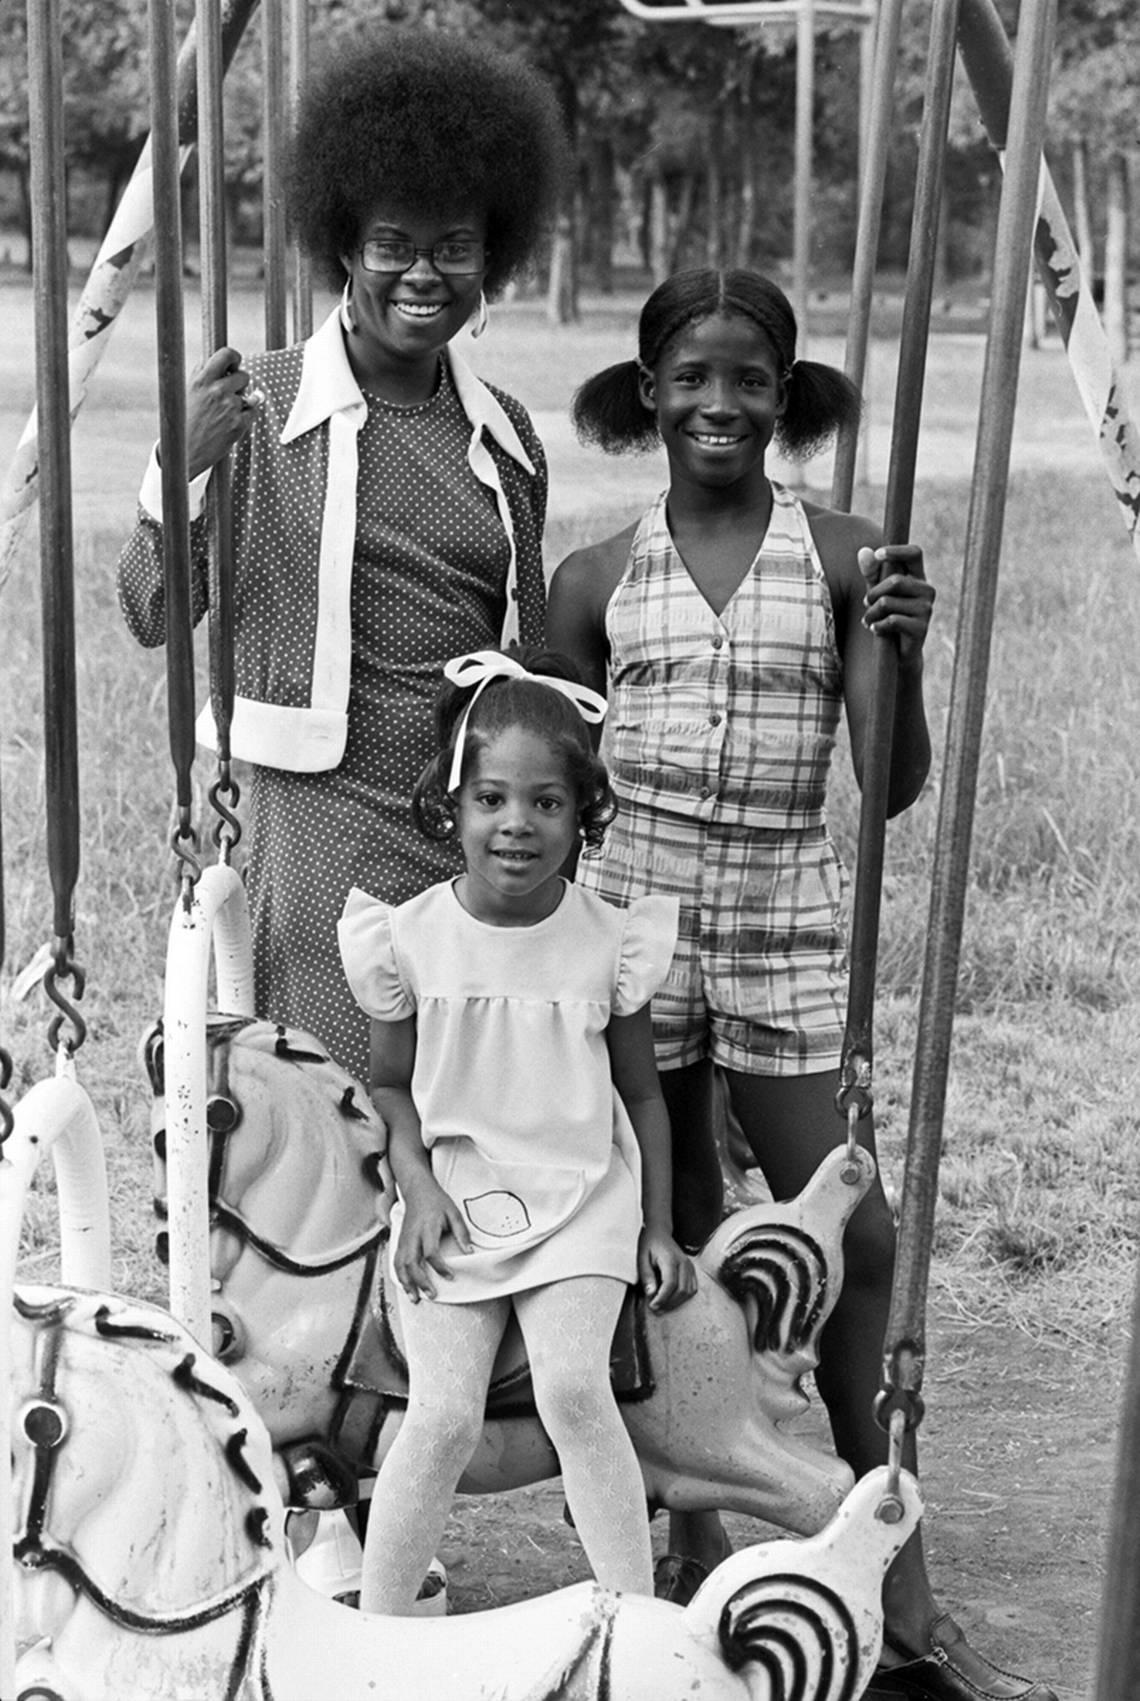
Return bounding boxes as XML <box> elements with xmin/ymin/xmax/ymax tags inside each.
<box><xmin>3</xmin><ymin>3</ymin><xmax>1140</xmax><ymax>1699</ymax></box>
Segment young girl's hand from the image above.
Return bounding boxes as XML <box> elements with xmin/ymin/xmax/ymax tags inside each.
<box><xmin>395</xmin><ymin>1182</ymin><xmax>474</xmax><ymax>1303</ymax></box>
<box><xmin>858</xmin><ymin>544</ymin><xmax>935</xmax><ymax>667</ymax></box>
<box><xmin>638</xmin><ymin>1225</ymin><xmax>698</xmax><ymax>1312</ymax></box>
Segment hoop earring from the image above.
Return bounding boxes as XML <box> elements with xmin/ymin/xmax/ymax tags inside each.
<box><xmin>339</xmin><ymin>280</ymin><xmax>355</xmax><ymax>336</ymax></box>
<box><xmin>470</xmin><ymin>291</ymin><xmax>489</xmax><ymax>340</ymax></box>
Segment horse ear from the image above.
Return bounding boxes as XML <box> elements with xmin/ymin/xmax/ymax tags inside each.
<box><xmin>140</xmin><ymin>1020</ymin><xmax>165</xmax><ymax>1096</ymax></box>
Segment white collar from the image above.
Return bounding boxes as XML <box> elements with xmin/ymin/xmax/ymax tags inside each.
<box><xmin>280</xmin><ymin>305</ymin><xmax>535</xmax><ymax>475</ymax></box>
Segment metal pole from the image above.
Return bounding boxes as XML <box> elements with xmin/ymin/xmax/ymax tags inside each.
<box><xmin>290</xmin><ymin>0</ymin><xmax>313</xmax><ymax>340</ymax></box>
<box><xmin>0</xmin><ymin>0</ymin><xmax>261</xmax><ymax>595</ymax></box>
<box><xmin>793</xmin><ymin>0</ymin><xmax>815</xmax><ymax>360</ymax></box>
<box><xmin>149</xmin><ymin>0</ymin><xmax>197</xmax><ymax>837</ymax></box>
<box><xmin>1093</xmin><ymin>1246</ymin><xmax>1140</xmax><ymax>1693</ymax></box>
<box><xmin>28</xmin><ymin>0</ymin><xmax>80</xmax><ymax>958</ymax></box>
<box><xmin>262</xmin><ymin>0</ymin><xmax>289</xmax><ymax>349</ymax></box>
<box><xmin>150</xmin><ymin>0</ymin><xmax>211</xmax><ymax>1347</ymax></box>
<box><xmin>832</xmin><ymin>0</ymin><xmax>906</xmax><ymax>510</ymax></box>
<box><xmin>838</xmin><ymin>0</ymin><xmax>961</xmax><ymax>1106</ymax></box>
<box><xmin>883</xmin><ymin>0</ymin><xmax>1058</xmax><ymax>1403</ymax></box>
<box><xmin>198</xmin><ymin>0</ymin><xmax>237</xmax><ymax>774</ymax></box>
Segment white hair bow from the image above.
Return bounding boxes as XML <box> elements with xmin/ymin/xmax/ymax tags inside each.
<box><xmin>443</xmin><ymin>650</ymin><xmax>607</xmax><ymax>793</ymax></box>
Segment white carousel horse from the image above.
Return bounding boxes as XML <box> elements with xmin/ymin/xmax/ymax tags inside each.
<box><xmin>141</xmin><ymin>1014</ymin><xmax>875</xmax><ymax>1537</ymax></box>
<box><xmin>10</xmin><ymin>1282</ymin><xmax>922</xmax><ymax>1701</ymax></box>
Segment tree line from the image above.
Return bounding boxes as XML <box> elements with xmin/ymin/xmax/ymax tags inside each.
<box><xmin>0</xmin><ymin>0</ymin><xmax>1135</xmax><ymax>352</ymax></box>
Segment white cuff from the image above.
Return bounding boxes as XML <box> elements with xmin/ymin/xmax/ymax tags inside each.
<box><xmin>138</xmin><ymin>443</ymin><xmax>213</xmax><ymax>522</ymax></box>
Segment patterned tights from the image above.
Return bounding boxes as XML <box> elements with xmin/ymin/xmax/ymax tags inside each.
<box><xmin>360</xmin><ymin>1276</ymin><xmax>652</xmax><ymax>1615</ymax></box>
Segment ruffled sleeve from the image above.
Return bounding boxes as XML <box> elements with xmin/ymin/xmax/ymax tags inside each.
<box><xmin>613</xmin><ymin>894</ymin><xmax>680</xmax><ymax>1016</ymax></box>
<box><xmin>337</xmin><ymin>886</ymin><xmax>414</xmax><ymax>1021</ymax></box>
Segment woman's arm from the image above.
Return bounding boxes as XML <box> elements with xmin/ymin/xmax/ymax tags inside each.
<box><xmin>606</xmin><ymin>1005</ymin><xmax>697</xmax><ymax>1311</ymax></box>
<box><xmin>116</xmin><ymin>347</ymin><xmax>258</xmax><ymax>648</ymax></box>
<box><xmin>369</xmin><ymin>1016</ymin><xmax>472</xmax><ymax>1302</ymax></box>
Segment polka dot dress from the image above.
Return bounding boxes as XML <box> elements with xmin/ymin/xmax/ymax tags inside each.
<box><xmin>244</xmin><ymin>363</ymin><xmax>511</xmax><ymax>1083</ymax></box>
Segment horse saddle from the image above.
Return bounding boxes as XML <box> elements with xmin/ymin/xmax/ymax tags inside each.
<box><xmin>336</xmin><ymin>1245</ymin><xmax>654</xmax><ymax>1429</ymax></box>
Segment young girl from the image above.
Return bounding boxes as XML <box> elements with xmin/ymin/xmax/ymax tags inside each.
<box><xmin>547</xmin><ymin>271</ymin><xmax>1053</xmax><ymax>1701</ymax></box>
<box><xmin>337</xmin><ymin>646</ymin><xmax>696</xmax><ymax>1616</ymax></box>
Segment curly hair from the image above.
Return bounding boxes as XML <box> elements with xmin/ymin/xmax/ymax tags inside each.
<box><xmin>572</xmin><ymin>267</ymin><xmax>862</xmax><ymax>461</ymax></box>
<box><xmin>412</xmin><ymin>647</ymin><xmax>617</xmax><ymax>853</ymax></box>
<box><xmin>286</xmin><ymin>28</ymin><xmax>568</xmax><ymax>297</ymax></box>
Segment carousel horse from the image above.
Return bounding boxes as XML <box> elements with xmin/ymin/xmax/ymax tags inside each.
<box><xmin>10</xmin><ymin>1282</ymin><xmax>922</xmax><ymax>1701</ymax></box>
<box><xmin>142</xmin><ymin>1015</ymin><xmax>873</xmax><ymax>1537</ymax></box>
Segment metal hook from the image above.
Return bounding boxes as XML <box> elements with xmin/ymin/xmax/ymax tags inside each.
<box><xmin>209</xmin><ymin>770</ymin><xmax>243</xmax><ymax>861</ymax></box>
<box><xmin>43</xmin><ymin>947</ymin><xmax>88</xmax><ymax>1057</ymax></box>
<box><xmin>0</xmin><ymin>1045</ymin><xmax>14</xmax><ymax>1146</ymax></box>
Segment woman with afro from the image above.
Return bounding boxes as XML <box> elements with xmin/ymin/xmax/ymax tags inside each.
<box><xmin>118</xmin><ymin>29</ymin><xmax>568</xmax><ymax>1083</ymax></box>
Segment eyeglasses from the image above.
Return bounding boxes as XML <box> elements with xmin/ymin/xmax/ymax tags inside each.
<box><xmin>358</xmin><ymin>238</ymin><xmax>486</xmax><ymax>277</ymax></box>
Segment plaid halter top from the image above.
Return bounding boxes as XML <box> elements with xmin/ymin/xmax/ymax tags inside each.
<box><xmin>600</xmin><ymin>483</ymin><xmax>843</xmax><ymax>831</ymax></box>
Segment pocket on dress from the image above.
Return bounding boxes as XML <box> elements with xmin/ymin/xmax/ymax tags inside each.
<box><xmin>432</xmin><ymin>1145</ymin><xmax>589</xmax><ymax>1251</ymax></box>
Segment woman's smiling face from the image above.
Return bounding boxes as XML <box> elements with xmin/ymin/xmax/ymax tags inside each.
<box><xmin>343</xmin><ymin>200</ymin><xmax>487</xmax><ymax>377</ymax></box>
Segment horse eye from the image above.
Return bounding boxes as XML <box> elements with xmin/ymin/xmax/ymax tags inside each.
<box><xmin>206</xmin><ymin>1094</ymin><xmax>241</xmax><ymax>1133</ymax></box>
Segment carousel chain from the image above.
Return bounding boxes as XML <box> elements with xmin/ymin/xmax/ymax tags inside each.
<box><xmin>0</xmin><ymin>1044</ymin><xmax>13</xmax><ymax>1144</ymax></box>
<box><xmin>170</xmin><ymin>809</ymin><xmax>202</xmax><ymax>912</ymax></box>
<box><xmin>208</xmin><ymin>762</ymin><xmax>243</xmax><ymax>862</ymax></box>
<box><xmin>43</xmin><ymin>935</ymin><xmax>88</xmax><ymax>1058</ymax></box>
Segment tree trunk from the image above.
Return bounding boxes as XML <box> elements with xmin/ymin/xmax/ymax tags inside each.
<box><xmin>587</xmin><ymin>135</ymin><xmax>615</xmax><ymax>294</ymax></box>
<box><xmin>1104</xmin><ymin>150</ymin><xmax>1129</xmax><ymax>364</ymax></box>
<box><xmin>648</xmin><ymin>173</ymin><xmax>670</xmax><ymax>285</ymax></box>
<box><xmin>18</xmin><ymin>162</ymin><xmax>33</xmax><ymax>273</ymax></box>
<box><xmin>734</xmin><ymin>115</ymin><xmax>758</xmax><ymax>270</ymax></box>
<box><xmin>706</xmin><ymin>124</ymin><xmax>724</xmax><ymax>270</ymax></box>
<box><xmin>546</xmin><ymin>208</ymin><xmax>579</xmax><ymax>325</ymax></box>
<box><xmin>670</xmin><ymin>170</ymin><xmax>696</xmax><ymax>272</ymax></box>
<box><xmin>733</xmin><ymin>72</ymin><xmax>757</xmax><ymax>270</ymax></box>
<box><xmin>1071</xmin><ymin>137</ymin><xmax>1094</xmax><ymax>273</ymax></box>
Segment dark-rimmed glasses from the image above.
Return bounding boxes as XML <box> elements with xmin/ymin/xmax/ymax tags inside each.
<box><xmin>358</xmin><ymin>238</ymin><xmax>486</xmax><ymax>276</ymax></box>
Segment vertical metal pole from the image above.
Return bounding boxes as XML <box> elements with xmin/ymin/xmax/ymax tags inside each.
<box><xmin>832</xmin><ymin>0</ymin><xmax>906</xmax><ymax>511</ymax></box>
<box><xmin>149</xmin><ymin>0</ymin><xmax>195</xmax><ymax>830</ymax></box>
<box><xmin>1093</xmin><ymin>1250</ymin><xmax>1140</xmax><ymax>1693</ymax></box>
<box><xmin>6</xmin><ymin>5</ymin><xmax>76</xmax><ymax>1675</ymax></box>
<box><xmin>289</xmin><ymin>0</ymin><xmax>313</xmax><ymax>339</ymax></box>
<box><xmin>0</xmin><ymin>0</ymin><xmax>260</xmax><ymax>595</ymax></box>
<box><xmin>150</xmin><ymin>0</ymin><xmax>212</xmax><ymax>1348</ymax></box>
<box><xmin>793</xmin><ymin>0</ymin><xmax>815</xmax><ymax>357</ymax></box>
<box><xmin>28</xmin><ymin>0</ymin><xmax>80</xmax><ymax>957</ymax></box>
<box><xmin>839</xmin><ymin>0</ymin><xmax>961</xmax><ymax>1101</ymax></box>
<box><xmin>883</xmin><ymin>0</ymin><xmax>1058</xmax><ymax>1395</ymax></box>
<box><xmin>262</xmin><ymin>0</ymin><xmax>289</xmax><ymax>349</ymax></box>
<box><xmin>197</xmin><ymin>0</ymin><xmax>236</xmax><ymax>774</ymax></box>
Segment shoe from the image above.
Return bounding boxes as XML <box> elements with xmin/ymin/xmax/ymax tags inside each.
<box><xmin>653</xmin><ymin>1553</ymin><xmax>710</xmax><ymax>1605</ymax></box>
<box><xmin>866</xmin><ymin>1614</ymin><xmax>1059</xmax><ymax>1701</ymax></box>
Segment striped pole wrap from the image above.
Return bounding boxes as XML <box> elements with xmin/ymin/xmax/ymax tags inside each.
<box><xmin>958</xmin><ymin>0</ymin><xmax>1140</xmax><ymax>558</ymax></box>
<box><xmin>0</xmin><ymin>0</ymin><xmax>260</xmax><ymax>594</ymax></box>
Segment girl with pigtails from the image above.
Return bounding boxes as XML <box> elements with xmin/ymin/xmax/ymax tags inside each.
<box><xmin>549</xmin><ymin>270</ymin><xmax>1054</xmax><ymax>1701</ymax></box>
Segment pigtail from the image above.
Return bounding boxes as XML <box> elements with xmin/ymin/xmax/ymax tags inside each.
<box><xmin>776</xmin><ymin>358</ymin><xmax>863</xmax><ymax>461</ymax></box>
<box><xmin>411</xmin><ymin>748</ymin><xmax>457</xmax><ymax>841</ymax></box>
<box><xmin>571</xmin><ymin>361</ymin><xmax>659</xmax><ymax>455</ymax></box>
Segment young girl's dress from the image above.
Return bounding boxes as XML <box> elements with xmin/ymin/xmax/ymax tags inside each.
<box><xmin>576</xmin><ymin>482</ymin><xmax>849</xmax><ymax>1077</ymax></box>
<box><xmin>337</xmin><ymin>879</ymin><xmax>678</xmax><ymax>1302</ymax></box>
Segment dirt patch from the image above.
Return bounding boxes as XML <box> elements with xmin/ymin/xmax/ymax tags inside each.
<box><xmin>440</xmin><ymin>1303</ymin><xmax>1119</xmax><ymax>1701</ymax></box>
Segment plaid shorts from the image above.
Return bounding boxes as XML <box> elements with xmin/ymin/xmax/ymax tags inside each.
<box><xmin>579</xmin><ymin>799</ymin><xmax>849</xmax><ymax>1077</ymax></box>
